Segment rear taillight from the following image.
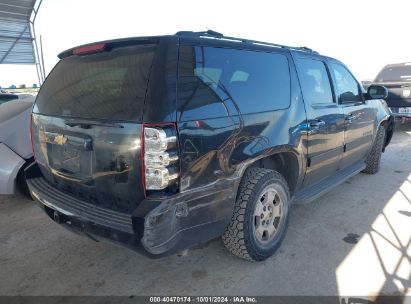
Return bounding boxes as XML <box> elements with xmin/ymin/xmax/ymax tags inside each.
<box><xmin>142</xmin><ymin>124</ymin><xmax>180</xmax><ymax>191</ymax></box>
<box><xmin>29</xmin><ymin>113</ymin><xmax>35</xmax><ymax>159</ymax></box>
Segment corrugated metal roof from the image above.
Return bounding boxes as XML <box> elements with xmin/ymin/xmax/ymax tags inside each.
<box><xmin>0</xmin><ymin>0</ymin><xmax>36</xmax><ymax>64</ymax></box>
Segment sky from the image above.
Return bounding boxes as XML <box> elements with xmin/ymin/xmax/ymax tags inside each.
<box><xmin>1</xmin><ymin>0</ymin><xmax>411</xmax><ymax>87</ymax></box>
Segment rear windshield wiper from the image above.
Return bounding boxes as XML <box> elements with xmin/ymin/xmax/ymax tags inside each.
<box><xmin>64</xmin><ymin>119</ymin><xmax>124</xmax><ymax>128</ymax></box>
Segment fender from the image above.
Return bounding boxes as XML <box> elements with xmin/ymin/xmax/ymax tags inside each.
<box><xmin>370</xmin><ymin>99</ymin><xmax>395</xmax><ymax>149</ymax></box>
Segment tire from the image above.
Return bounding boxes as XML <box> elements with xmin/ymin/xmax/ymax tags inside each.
<box><xmin>222</xmin><ymin>168</ymin><xmax>290</xmax><ymax>261</ymax></box>
<box><xmin>362</xmin><ymin>126</ymin><xmax>386</xmax><ymax>174</ymax></box>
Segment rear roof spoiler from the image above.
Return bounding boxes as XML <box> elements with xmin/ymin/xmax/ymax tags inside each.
<box><xmin>58</xmin><ymin>36</ymin><xmax>162</xmax><ymax>59</ymax></box>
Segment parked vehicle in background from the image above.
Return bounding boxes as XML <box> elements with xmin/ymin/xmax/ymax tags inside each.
<box><xmin>361</xmin><ymin>80</ymin><xmax>373</xmax><ymax>90</ymax></box>
<box><xmin>0</xmin><ymin>92</ymin><xmax>19</xmax><ymax>105</ymax></box>
<box><xmin>0</xmin><ymin>94</ymin><xmax>35</xmax><ymax>195</ymax></box>
<box><xmin>26</xmin><ymin>31</ymin><xmax>394</xmax><ymax>261</ymax></box>
<box><xmin>371</xmin><ymin>62</ymin><xmax>411</xmax><ymax>118</ymax></box>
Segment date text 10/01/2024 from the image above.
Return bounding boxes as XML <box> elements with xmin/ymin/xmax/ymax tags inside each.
<box><xmin>149</xmin><ymin>297</ymin><xmax>257</xmax><ymax>303</ymax></box>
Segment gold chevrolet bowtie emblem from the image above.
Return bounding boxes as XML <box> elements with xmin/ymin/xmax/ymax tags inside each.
<box><xmin>53</xmin><ymin>134</ymin><xmax>67</xmax><ymax>145</ymax></box>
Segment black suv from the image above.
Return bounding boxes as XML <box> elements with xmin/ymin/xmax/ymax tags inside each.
<box><xmin>370</xmin><ymin>62</ymin><xmax>411</xmax><ymax>118</ymax></box>
<box><xmin>27</xmin><ymin>31</ymin><xmax>394</xmax><ymax>261</ymax></box>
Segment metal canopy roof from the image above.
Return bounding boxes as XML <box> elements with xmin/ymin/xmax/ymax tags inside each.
<box><xmin>0</xmin><ymin>0</ymin><xmax>37</xmax><ymax>64</ymax></box>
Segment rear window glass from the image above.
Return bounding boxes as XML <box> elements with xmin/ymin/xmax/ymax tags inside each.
<box><xmin>178</xmin><ymin>46</ymin><xmax>290</xmax><ymax>120</ymax></box>
<box><xmin>375</xmin><ymin>65</ymin><xmax>411</xmax><ymax>82</ymax></box>
<box><xmin>33</xmin><ymin>44</ymin><xmax>155</xmax><ymax>121</ymax></box>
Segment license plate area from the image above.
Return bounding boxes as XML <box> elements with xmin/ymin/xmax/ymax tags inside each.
<box><xmin>398</xmin><ymin>107</ymin><xmax>411</xmax><ymax>114</ymax></box>
<box><xmin>61</xmin><ymin>146</ymin><xmax>81</xmax><ymax>173</ymax></box>
<box><xmin>45</xmin><ymin>132</ymin><xmax>93</xmax><ymax>178</ymax></box>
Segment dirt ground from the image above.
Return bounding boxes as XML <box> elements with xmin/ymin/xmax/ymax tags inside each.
<box><xmin>1</xmin><ymin>122</ymin><xmax>410</xmax><ymax>298</ymax></box>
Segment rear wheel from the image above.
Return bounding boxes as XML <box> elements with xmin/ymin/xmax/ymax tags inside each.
<box><xmin>362</xmin><ymin>126</ymin><xmax>386</xmax><ymax>174</ymax></box>
<box><xmin>222</xmin><ymin>168</ymin><xmax>290</xmax><ymax>261</ymax></box>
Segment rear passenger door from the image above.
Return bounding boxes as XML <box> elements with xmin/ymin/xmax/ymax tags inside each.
<box><xmin>328</xmin><ymin>62</ymin><xmax>375</xmax><ymax>169</ymax></box>
<box><xmin>295</xmin><ymin>57</ymin><xmax>345</xmax><ymax>187</ymax></box>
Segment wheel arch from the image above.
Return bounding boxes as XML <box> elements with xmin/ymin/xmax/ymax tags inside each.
<box><xmin>238</xmin><ymin>147</ymin><xmax>304</xmax><ymax>197</ymax></box>
<box><xmin>257</xmin><ymin>152</ymin><xmax>300</xmax><ymax>196</ymax></box>
<box><xmin>379</xmin><ymin>115</ymin><xmax>395</xmax><ymax>151</ymax></box>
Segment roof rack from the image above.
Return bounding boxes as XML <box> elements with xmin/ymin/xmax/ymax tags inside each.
<box><xmin>175</xmin><ymin>30</ymin><xmax>318</xmax><ymax>54</ymax></box>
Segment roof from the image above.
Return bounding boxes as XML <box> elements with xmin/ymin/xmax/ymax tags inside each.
<box><xmin>58</xmin><ymin>30</ymin><xmax>320</xmax><ymax>60</ymax></box>
<box><xmin>0</xmin><ymin>0</ymin><xmax>38</xmax><ymax>64</ymax></box>
<box><xmin>176</xmin><ymin>30</ymin><xmax>319</xmax><ymax>54</ymax></box>
<box><xmin>383</xmin><ymin>62</ymin><xmax>411</xmax><ymax>68</ymax></box>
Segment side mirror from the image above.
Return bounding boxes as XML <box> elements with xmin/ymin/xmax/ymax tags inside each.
<box><xmin>367</xmin><ymin>85</ymin><xmax>388</xmax><ymax>100</ymax></box>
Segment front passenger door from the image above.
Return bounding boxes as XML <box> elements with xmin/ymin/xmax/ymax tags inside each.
<box><xmin>329</xmin><ymin>63</ymin><xmax>375</xmax><ymax>170</ymax></box>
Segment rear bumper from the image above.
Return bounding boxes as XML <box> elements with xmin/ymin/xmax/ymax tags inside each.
<box><xmin>25</xmin><ymin>163</ymin><xmax>237</xmax><ymax>257</ymax></box>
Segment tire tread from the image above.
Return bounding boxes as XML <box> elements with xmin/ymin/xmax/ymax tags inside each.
<box><xmin>362</xmin><ymin>126</ymin><xmax>385</xmax><ymax>174</ymax></box>
<box><xmin>222</xmin><ymin>168</ymin><xmax>289</xmax><ymax>261</ymax></box>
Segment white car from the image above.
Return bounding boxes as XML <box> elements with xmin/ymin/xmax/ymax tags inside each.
<box><xmin>0</xmin><ymin>94</ymin><xmax>35</xmax><ymax>195</ymax></box>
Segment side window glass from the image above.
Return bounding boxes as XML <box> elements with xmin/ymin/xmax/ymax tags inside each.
<box><xmin>178</xmin><ymin>46</ymin><xmax>228</xmax><ymax>121</ymax></box>
<box><xmin>194</xmin><ymin>67</ymin><xmax>222</xmax><ymax>84</ymax></box>
<box><xmin>330</xmin><ymin>63</ymin><xmax>361</xmax><ymax>103</ymax></box>
<box><xmin>177</xmin><ymin>46</ymin><xmax>291</xmax><ymax>121</ymax></box>
<box><xmin>296</xmin><ymin>59</ymin><xmax>334</xmax><ymax>105</ymax></box>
